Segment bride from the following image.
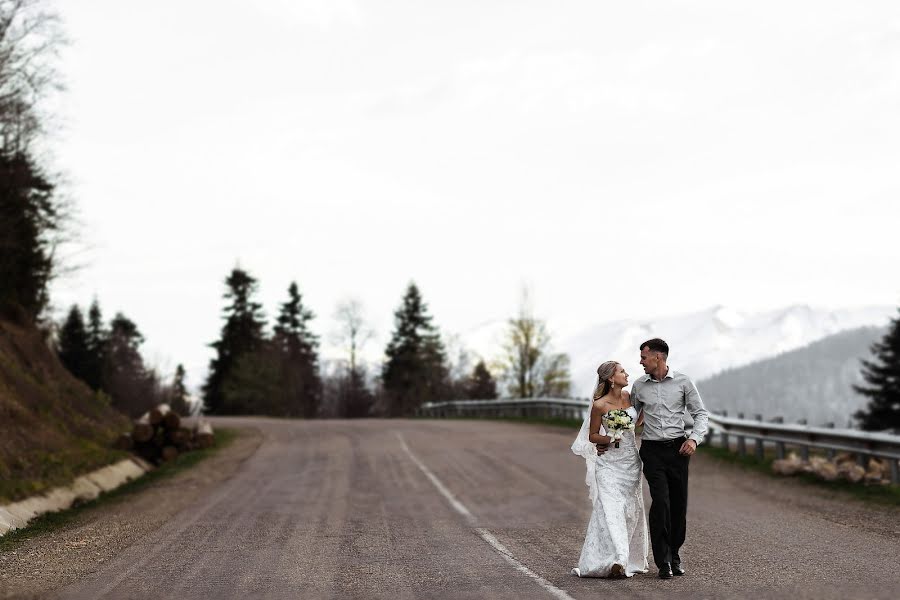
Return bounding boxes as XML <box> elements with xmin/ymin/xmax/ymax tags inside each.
<box><xmin>571</xmin><ymin>361</ymin><xmax>649</xmax><ymax>578</ymax></box>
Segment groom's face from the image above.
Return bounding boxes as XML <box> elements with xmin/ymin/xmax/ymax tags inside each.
<box><xmin>640</xmin><ymin>347</ymin><xmax>660</xmax><ymax>373</ymax></box>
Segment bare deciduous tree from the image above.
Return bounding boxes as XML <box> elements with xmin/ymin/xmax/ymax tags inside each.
<box><xmin>331</xmin><ymin>297</ymin><xmax>373</xmax><ymax>373</ymax></box>
<box><xmin>499</xmin><ymin>287</ymin><xmax>571</xmax><ymax>398</ymax></box>
<box><xmin>443</xmin><ymin>330</ymin><xmax>473</xmax><ymax>398</ymax></box>
<box><xmin>0</xmin><ymin>0</ymin><xmax>65</xmax><ymax>151</ymax></box>
<box><xmin>327</xmin><ymin>297</ymin><xmax>376</xmax><ymax>418</ymax></box>
<box><xmin>0</xmin><ymin>1</ymin><xmax>71</xmax><ymax>324</ymax></box>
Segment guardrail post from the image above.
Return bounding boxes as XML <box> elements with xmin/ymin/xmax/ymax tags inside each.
<box><xmin>772</xmin><ymin>416</ymin><xmax>785</xmax><ymax>459</ymax></box>
<box><xmin>796</xmin><ymin>419</ymin><xmax>809</xmax><ymax>461</ymax></box>
<box><xmin>754</xmin><ymin>414</ymin><xmax>765</xmax><ymax>460</ymax></box>
<box><xmin>891</xmin><ymin>459</ymin><xmax>899</xmax><ymax>485</ymax></box>
<box><xmin>824</xmin><ymin>422</ymin><xmax>835</xmax><ymax>459</ymax></box>
<box><xmin>720</xmin><ymin>411</ymin><xmax>729</xmax><ymax>451</ymax></box>
<box><xmin>736</xmin><ymin>412</ymin><xmax>747</xmax><ymax>456</ymax></box>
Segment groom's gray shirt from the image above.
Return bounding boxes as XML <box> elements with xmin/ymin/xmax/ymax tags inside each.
<box><xmin>630</xmin><ymin>368</ymin><xmax>709</xmax><ymax>445</ymax></box>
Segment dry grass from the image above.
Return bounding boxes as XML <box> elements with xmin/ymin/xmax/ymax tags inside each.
<box><xmin>0</xmin><ymin>319</ymin><xmax>129</xmax><ymax>503</ymax></box>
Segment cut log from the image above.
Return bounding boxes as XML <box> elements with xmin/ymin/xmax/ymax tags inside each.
<box><xmin>132</xmin><ymin>413</ymin><xmax>155</xmax><ymax>443</ymax></box>
<box><xmin>114</xmin><ymin>432</ymin><xmax>134</xmax><ymax>451</ymax></box>
<box><xmin>834</xmin><ymin>452</ymin><xmax>856</xmax><ymax>466</ymax></box>
<box><xmin>195</xmin><ymin>422</ymin><xmax>214</xmax><ymax>449</ymax></box>
<box><xmin>161</xmin><ymin>446</ymin><xmax>179</xmax><ymax>462</ymax></box>
<box><xmin>810</xmin><ymin>457</ymin><xmax>839</xmax><ymax>481</ymax></box>
<box><xmin>168</xmin><ymin>427</ymin><xmax>191</xmax><ymax>448</ymax></box>
<box><xmin>149</xmin><ymin>403</ymin><xmax>171</xmax><ymax>426</ymax></box>
<box><xmin>838</xmin><ymin>463</ymin><xmax>866</xmax><ymax>483</ymax></box>
<box><xmin>163</xmin><ymin>410</ymin><xmax>181</xmax><ymax>430</ymax></box>
<box><xmin>134</xmin><ymin>440</ymin><xmax>161</xmax><ymax>463</ymax></box>
<box><xmin>772</xmin><ymin>456</ymin><xmax>805</xmax><ymax>476</ymax></box>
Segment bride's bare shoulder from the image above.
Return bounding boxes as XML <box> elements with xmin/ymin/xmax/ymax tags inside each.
<box><xmin>592</xmin><ymin>396</ymin><xmax>611</xmax><ymax>413</ymax></box>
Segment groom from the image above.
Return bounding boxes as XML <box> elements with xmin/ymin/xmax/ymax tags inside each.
<box><xmin>630</xmin><ymin>338</ymin><xmax>708</xmax><ymax>579</ymax></box>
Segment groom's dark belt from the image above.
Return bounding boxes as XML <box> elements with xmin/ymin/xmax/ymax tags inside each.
<box><xmin>641</xmin><ymin>436</ymin><xmax>686</xmax><ymax>446</ymax></box>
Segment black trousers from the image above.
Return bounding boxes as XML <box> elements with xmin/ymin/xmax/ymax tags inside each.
<box><xmin>639</xmin><ymin>437</ymin><xmax>690</xmax><ymax>569</ymax></box>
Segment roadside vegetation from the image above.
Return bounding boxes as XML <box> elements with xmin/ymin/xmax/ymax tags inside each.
<box><xmin>0</xmin><ymin>428</ymin><xmax>237</xmax><ymax>552</ymax></box>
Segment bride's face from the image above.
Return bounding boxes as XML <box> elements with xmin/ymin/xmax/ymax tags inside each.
<box><xmin>610</xmin><ymin>364</ymin><xmax>628</xmax><ymax>387</ymax></box>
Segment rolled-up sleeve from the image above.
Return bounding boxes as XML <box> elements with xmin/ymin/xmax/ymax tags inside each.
<box><xmin>685</xmin><ymin>378</ymin><xmax>709</xmax><ymax>445</ymax></box>
<box><xmin>630</xmin><ymin>382</ymin><xmax>642</xmax><ymax>413</ymax></box>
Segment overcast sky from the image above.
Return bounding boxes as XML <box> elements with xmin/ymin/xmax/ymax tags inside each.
<box><xmin>47</xmin><ymin>1</ymin><xmax>900</xmax><ymax>388</ymax></box>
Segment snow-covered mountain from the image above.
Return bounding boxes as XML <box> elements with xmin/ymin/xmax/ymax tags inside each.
<box><xmin>455</xmin><ymin>305</ymin><xmax>895</xmax><ymax>397</ymax></box>
<box><xmin>561</xmin><ymin>305</ymin><xmax>894</xmax><ymax>397</ymax></box>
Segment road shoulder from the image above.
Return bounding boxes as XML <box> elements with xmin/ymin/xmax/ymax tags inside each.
<box><xmin>0</xmin><ymin>425</ymin><xmax>263</xmax><ymax>600</ymax></box>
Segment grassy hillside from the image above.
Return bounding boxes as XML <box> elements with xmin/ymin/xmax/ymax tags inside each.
<box><xmin>0</xmin><ymin>319</ymin><xmax>130</xmax><ymax>503</ymax></box>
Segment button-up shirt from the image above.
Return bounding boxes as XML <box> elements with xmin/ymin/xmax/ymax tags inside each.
<box><xmin>630</xmin><ymin>367</ymin><xmax>709</xmax><ymax>445</ymax></box>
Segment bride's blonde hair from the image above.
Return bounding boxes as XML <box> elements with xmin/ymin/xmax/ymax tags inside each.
<box><xmin>593</xmin><ymin>361</ymin><xmax>619</xmax><ymax>401</ymax></box>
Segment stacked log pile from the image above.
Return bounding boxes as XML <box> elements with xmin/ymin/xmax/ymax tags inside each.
<box><xmin>114</xmin><ymin>404</ymin><xmax>215</xmax><ymax>465</ymax></box>
<box><xmin>771</xmin><ymin>451</ymin><xmax>891</xmax><ymax>485</ymax></box>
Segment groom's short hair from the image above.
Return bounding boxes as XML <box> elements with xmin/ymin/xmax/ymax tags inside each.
<box><xmin>640</xmin><ymin>338</ymin><xmax>669</xmax><ymax>357</ymax></box>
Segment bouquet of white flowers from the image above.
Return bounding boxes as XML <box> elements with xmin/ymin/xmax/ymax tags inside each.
<box><xmin>603</xmin><ymin>409</ymin><xmax>635</xmax><ymax>448</ymax></box>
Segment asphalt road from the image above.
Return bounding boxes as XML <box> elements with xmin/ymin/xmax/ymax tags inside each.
<box><xmin>9</xmin><ymin>418</ymin><xmax>900</xmax><ymax>599</ymax></box>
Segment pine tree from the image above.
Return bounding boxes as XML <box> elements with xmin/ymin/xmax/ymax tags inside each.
<box><xmin>382</xmin><ymin>283</ymin><xmax>449</xmax><ymax>416</ymax></box>
<box><xmin>341</xmin><ymin>367</ymin><xmax>374</xmax><ymax>418</ymax></box>
<box><xmin>58</xmin><ymin>305</ymin><xmax>91</xmax><ymax>383</ymax></box>
<box><xmin>84</xmin><ymin>299</ymin><xmax>106</xmax><ymax>391</ymax></box>
<box><xmin>273</xmin><ymin>282</ymin><xmax>317</xmax><ymax>360</ymax></box>
<box><xmin>465</xmin><ymin>360</ymin><xmax>498</xmax><ymax>399</ymax></box>
<box><xmin>221</xmin><ymin>345</ymin><xmax>281</xmax><ymax>415</ymax></box>
<box><xmin>854</xmin><ymin>308</ymin><xmax>900</xmax><ymax>432</ymax></box>
<box><xmin>103</xmin><ymin>312</ymin><xmax>157</xmax><ymax>417</ymax></box>
<box><xmin>272</xmin><ymin>282</ymin><xmax>321</xmax><ymax>417</ymax></box>
<box><xmin>0</xmin><ymin>151</ymin><xmax>57</xmax><ymax>321</ymax></box>
<box><xmin>0</xmin><ymin>2</ymin><xmax>65</xmax><ymax>322</ymax></box>
<box><xmin>203</xmin><ymin>267</ymin><xmax>267</xmax><ymax>415</ymax></box>
<box><xmin>170</xmin><ymin>364</ymin><xmax>190</xmax><ymax>416</ymax></box>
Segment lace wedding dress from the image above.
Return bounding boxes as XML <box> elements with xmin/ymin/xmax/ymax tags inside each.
<box><xmin>571</xmin><ymin>405</ymin><xmax>649</xmax><ymax>578</ymax></box>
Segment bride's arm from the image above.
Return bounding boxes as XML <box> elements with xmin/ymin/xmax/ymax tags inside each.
<box><xmin>588</xmin><ymin>403</ymin><xmax>612</xmax><ymax>444</ymax></box>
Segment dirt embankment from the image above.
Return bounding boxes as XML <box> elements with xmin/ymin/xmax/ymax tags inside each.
<box><xmin>0</xmin><ymin>319</ymin><xmax>129</xmax><ymax>504</ymax></box>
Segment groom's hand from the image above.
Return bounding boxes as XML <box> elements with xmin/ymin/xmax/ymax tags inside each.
<box><xmin>679</xmin><ymin>439</ymin><xmax>697</xmax><ymax>456</ymax></box>
<box><xmin>596</xmin><ymin>443</ymin><xmax>609</xmax><ymax>455</ymax></box>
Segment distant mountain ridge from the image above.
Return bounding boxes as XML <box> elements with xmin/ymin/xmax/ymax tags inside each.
<box><xmin>561</xmin><ymin>304</ymin><xmax>893</xmax><ymax>397</ymax></box>
<box><xmin>698</xmin><ymin>325</ymin><xmax>886</xmax><ymax>427</ymax></box>
<box><xmin>452</xmin><ymin>304</ymin><xmax>894</xmax><ymax>398</ymax></box>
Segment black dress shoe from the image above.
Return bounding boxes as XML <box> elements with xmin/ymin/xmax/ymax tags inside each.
<box><xmin>672</xmin><ymin>561</ymin><xmax>685</xmax><ymax>576</ymax></box>
<box><xmin>658</xmin><ymin>564</ymin><xmax>673</xmax><ymax>579</ymax></box>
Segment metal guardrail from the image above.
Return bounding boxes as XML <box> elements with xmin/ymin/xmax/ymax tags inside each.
<box><xmin>418</xmin><ymin>397</ymin><xmax>588</xmax><ymax>421</ymax></box>
<box><xmin>707</xmin><ymin>412</ymin><xmax>900</xmax><ymax>483</ymax></box>
<box><xmin>418</xmin><ymin>398</ymin><xmax>900</xmax><ymax>484</ymax></box>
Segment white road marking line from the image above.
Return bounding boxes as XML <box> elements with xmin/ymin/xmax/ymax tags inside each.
<box><xmin>396</xmin><ymin>433</ymin><xmax>577</xmax><ymax>600</ymax></box>
<box><xmin>397</xmin><ymin>434</ymin><xmax>474</xmax><ymax>521</ymax></box>
<box><xmin>475</xmin><ymin>528</ymin><xmax>577</xmax><ymax>600</ymax></box>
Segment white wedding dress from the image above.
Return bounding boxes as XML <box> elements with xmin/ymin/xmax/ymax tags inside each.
<box><xmin>571</xmin><ymin>406</ymin><xmax>649</xmax><ymax>578</ymax></box>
